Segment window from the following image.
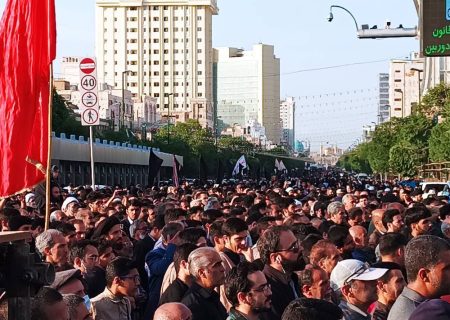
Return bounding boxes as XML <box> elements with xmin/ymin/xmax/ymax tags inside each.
<box><xmin>155</xmin><ymin>93</ymin><xmax>160</xmax><ymax>97</ymax></box>
<box><xmin>197</xmin><ymin>27</ymin><xmax>202</xmax><ymax>31</ymax></box>
<box><xmin>163</xmin><ymin>6</ymin><xmax>168</xmax><ymax>10</ymax></box>
<box><xmin>198</xmin><ymin>82</ymin><xmax>202</xmax><ymax>86</ymax></box>
<box><xmin>164</xmin><ymin>17</ymin><xmax>168</xmax><ymax>21</ymax></box>
<box><xmin>197</xmin><ymin>71</ymin><xmax>202</xmax><ymax>75</ymax></box>
<box><xmin>154</xmin><ymin>82</ymin><xmax>160</xmax><ymax>86</ymax></box>
<box><xmin>164</xmin><ymin>71</ymin><xmax>169</xmax><ymax>76</ymax></box>
<box><xmin>164</xmin><ymin>28</ymin><xmax>169</xmax><ymax>32</ymax></box>
<box><xmin>153</xmin><ymin>39</ymin><xmax>159</xmax><ymax>43</ymax></box>
<box><xmin>164</xmin><ymin>38</ymin><xmax>169</xmax><ymax>43</ymax></box>
<box><xmin>153</xmin><ymin>6</ymin><xmax>159</xmax><ymax>10</ymax></box>
<box><xmin>153</xmin><ymin>49</ymin><xmax>159</xmax><ymax>54</ymax></box>
<box><xmin>197</xmin><ymin>60</ymin><xmax>202</xmax><ymax>64</ymax></box>
<box><xmin>197</xmin><ymin>38</ymin><xmax>202</xmax><ymax>42</ymax></box>
<box><xmin>164</xmin><ymin>49</ymin><xmax>169</xmax><ymax>54</ymax></box>
<box><xmin>164</xmin><ymin>60</ymin><xmax>169</xmax><ymax>65</ymax></box>
<box><xmin>198</xmin><ymin>93</ymin><xmax>203</xmax><ymax>97</ymax></box>
<box><xmin>153</xmin><ymin>28</ymin><xmax>159</xmax><ymax>32</ymax></box>
<box><xmin>164</xmin><ymin>82</ymin><xmax>169</xmax><ymax>86</ymax></box>
<box><xmin>197</xmin><ymin>16</ymin><xmax>202</xmax><ymax>21</ymax></box>
<box><xmin>153</xmin><ymin>17</ymin><xmax>159</xmax><ymax>21</ymax></box>
<box><xmin>174</xmin><ymin>82</ymin><xmax>179</xmax><ymax>86</ymax></box>
<box><xmin>153</xmin><ymin>61</ymin><xmax>159</xmax><ymax>65</ymax></box>
<box><xmin>154</xmin><ymin>71</ymin><xmax>159</xmax><ymax>76</ymax></box>
<box><xmin>197</xmin><ymin>49</ymin><xmax>202</xmax><ymax>53</ymax></box>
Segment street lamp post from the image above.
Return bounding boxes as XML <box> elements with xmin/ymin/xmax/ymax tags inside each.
<box><xmin>394</xmin><ymin>88</ymin><xmax>404</xmax><ymax>117</ymax></box>
<box><xmin>410</xmin><ymin>68</ymin><xmax>423</xmax><ymax>106</ymax></box>
<box><xmin>167</xmin><ymin>93</ymin><xmax>173</xmax><ymax>144</ymax></box>
<box><xmin>122</xmin><ymin>70</ymin><xmax>131</xmax><ymax>131</ymax></box>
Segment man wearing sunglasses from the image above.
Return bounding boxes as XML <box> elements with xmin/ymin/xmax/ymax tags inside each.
<box><xmin>257</xmin><ymin>226</ymin><xmax>303</xmax><ymax>320</ymax></box>
<box><xmin>330</xmin><ymin>259</ymin><xmax>388</xmax><ymax>320</ymax></box>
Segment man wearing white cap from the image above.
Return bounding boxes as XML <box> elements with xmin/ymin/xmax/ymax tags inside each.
<box><xmin>330</xmin><ymin>259</ymin><xmax>388</xmax><ymax>320</ymax></box>
<box><xmin>61</xmin><ymin>197</ymin><xmax>80</xmax><ymax>218</ymax></box>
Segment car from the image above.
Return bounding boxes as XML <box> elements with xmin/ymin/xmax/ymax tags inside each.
<box><xmin>421</xmin><ymin>181</ymin><xmax>449</xmax><ymax>199</ymax></box>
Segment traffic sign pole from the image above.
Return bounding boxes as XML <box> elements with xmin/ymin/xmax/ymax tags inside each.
<box><xmin>89</xmin><ymin>126</ymin><xmax>95</xmax><ymax>190</ymax></box>
<box><xmin>79</xmin><ymin>57</ymin><xmax>100</xmax><ymax>189</ymax></box>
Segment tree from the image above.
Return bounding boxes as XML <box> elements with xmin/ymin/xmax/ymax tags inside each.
<box><xmin>389</xmin><ymin>142</ymin><xmax>423</xmax><ymax>177</ymax></box>
<box><xmin>429</xmin><ymin>119</ymin><xmax>450</xmax><ymax>162</ymax></box>
<box><xmin>52</xmin><ymin>89</ymin><xmax>88</xmax><ymax>137</ymax></box>
<box><xmin>417</xmin><ymin>82</ymin><xmax>450</xmax><ymax>119</ymax></box>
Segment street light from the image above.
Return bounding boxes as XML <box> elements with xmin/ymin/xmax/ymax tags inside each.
<box><xmin>328</xmin><ymin>5</ymin><xmax>359</xmax><ymax>32</ymax></box>
<box><xmin>166</xmin><ymin>93</ymin><xmax>173</xmax><ymax>144</ymax></box>
<box><xmin>410</xmin><ymin>68</ymin><xmax>423</xmax><ymax>105</ymax></box>
<box><xmin>394</xmin><ymin>88</ymin><xmax>404</xmax><ymax>118</ymax></box>
<box><xmin>122</xmin><ymin>70</ymin><xmax>131</xmax><ymax>131</ymax></box>
<box><xmin>328</xmin><ymin>5</ymin><xmax>417</xmax><ymax>39</ymax></box>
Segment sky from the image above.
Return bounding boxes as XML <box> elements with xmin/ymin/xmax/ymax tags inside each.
<box><xmin>0</xmin><ymin>0</ymin><xmax>419</xmax><ymax>151</ymax></box>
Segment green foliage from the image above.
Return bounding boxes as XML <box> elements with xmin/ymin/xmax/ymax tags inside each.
<box><xmin>338</xmin><ymin>93</ymin><xmax>437</xmax><ymax>177</ymax></box>
<box><xmin>52</xmin><ymin>89</ymin><xmax>88</xmax><ymax>137</ymax></box>
<box><xmin>429</xmin><ymin>119</ymin><xmax>450</xmax><ymax>162</ymax></box>
<box><xmin>388</xmin><ymin>142</ymin><xmax>423</xmax><ymax>177</ymax></box>
<box><xmin>417</xmin><ymin>82</ymin><xmax>450</xmax><ymax>119</ymax></box>
<box><xmin>336</xmin><ymin>144</ymin><xmax>372</xmax><ymax>173</ymax></box>
<box><xmin>267</xmin><ymin>146</ymin><xmax>288</xmax><ymax>156</ymax></box>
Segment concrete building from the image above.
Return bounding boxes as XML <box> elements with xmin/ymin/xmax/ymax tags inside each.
<box><xmin>213</xmin><ymin>44</ymin><xmax>281</xmax><ymax>144</ymax></box>
<box><xmin>55</xmin><ymin>79</ymin><xmax>136</xmax><ymax>130</ymax></box>
<box><xmin>378</xmin><ymin>73</ymin><xmax>390</xmax><ymax>123</ymax></box>
<box><xmin>95</xmin><ymin>0</ymin><xmax>219</xmax><ymax>128</ymax></box>
<box><xmin>280</xmin><ymin>97</ymin><xmax>295</xmax><ymax>149</ymax></box>
<box><xmin>389</xmin><ymin>56</ymin><xmax>424</xmax><ymax>118</ymax></box>
<box><xmin>60</xmin><ymin>57</ymin><xmax>83</xmax><ymax>87</ymax></box>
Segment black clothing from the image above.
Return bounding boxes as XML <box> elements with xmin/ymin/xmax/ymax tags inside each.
<box><xmin>132</xmin><ymin>235</ymin><xmax>156</xmax><ymax>289</ymax></box>
<box><xmin>223</xmin><ymin>248</ymin><xmax>241</xmax><ymax>266</ymax></box>
<box><xmin>263</xmin><ymin>265</ymin><xmax>300</xmax><ymax>320</ymax></box>
<box><xmin>84</xmin><ymin>266</ymin><xmax>107</xmax><ymax>298</ymax></box>
<box><xmin>181</xmin><ymin>282</ymin><xmax>227</xmax><ymax>320</ymax></box>
<box><xmin>159</xmin><ymin>278</ymin><xmax>189</xmax><ymax>305</ymax></box>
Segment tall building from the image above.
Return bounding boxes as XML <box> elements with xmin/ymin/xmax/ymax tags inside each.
<box><xmin>389</xmin><ymin>56</ymin><xmax>424</xmax><ymax>118</ymax></box>
<box><xmin>213</xmin><ymin>44</ymin><xmax>281</xmax><ymax>144</ymax></box>
<box><xmin>95</xmin><ymin>0</ymin><xmax>219</xmax><ymax>128</ymax></box>
<box><xmin>280</xmin><ymin>97</ymin><xmax>295</xmax><ymax>149</ymax></box>
<box><xmin>378</xmin><ymin>73</ymin><xmax>390</xmax><ymax>123</ymax></box>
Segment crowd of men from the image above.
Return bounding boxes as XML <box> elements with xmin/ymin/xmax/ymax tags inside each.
<box><xmin>1</xmin><ymin>166</ymin><xmax>450</xmax><ymax>320</ymax></box>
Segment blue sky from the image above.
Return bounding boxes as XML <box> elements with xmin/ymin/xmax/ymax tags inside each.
<box><xmin>0</xmin><ymin>0</ymin><xmax>418</xmax><ymax>150</ymax></box>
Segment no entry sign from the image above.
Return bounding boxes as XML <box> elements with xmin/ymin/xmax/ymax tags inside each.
<box><xmin>79</xmin><ymin>58</ymin><xmax>96</xmax><ymax>74</ymax></box>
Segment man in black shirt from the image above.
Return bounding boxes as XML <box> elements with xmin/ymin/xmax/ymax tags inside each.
<box><xmin>181</xmin><ymin>247</ymin><xmax>227</xmax><ymax>320</ymax></box>
<box><xmin>160</xmin><ymin>243</ymin><xmax>197</xmax><ymax>304</ymax></box>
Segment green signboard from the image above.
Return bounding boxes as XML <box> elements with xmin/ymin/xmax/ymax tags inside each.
<box><xmin>422</xmin><ymin>0</ymin><xmax>450</xmax><ymax>56</ymax></box>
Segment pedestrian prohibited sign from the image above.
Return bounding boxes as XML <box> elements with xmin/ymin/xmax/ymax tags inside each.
<box><xmin>81</xmin><ymin>75</ymin><xmax>97</xmax><ymax>91</ymax></box>
<box><xmin>82</xmin><ymin>109</ymin><xmax>99</xmax><ymax>125</ymax></box>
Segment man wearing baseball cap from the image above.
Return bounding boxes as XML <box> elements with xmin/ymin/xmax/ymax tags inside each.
<box><xmin>330</xmin><ymin>259</ymin><xmax>388</xmax><ymax>320</ymax></box>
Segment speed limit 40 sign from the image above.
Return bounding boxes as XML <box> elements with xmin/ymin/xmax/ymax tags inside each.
<box><xmin>79</xmin><ymin>57</ymin><xmax>100</xmax><ymax>126</ymax></box>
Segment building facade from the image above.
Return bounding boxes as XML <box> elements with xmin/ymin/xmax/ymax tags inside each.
<box><xmin>280</xmin><ymin>97</ymin><xmax>295</xmax><ymax>149</ymax></box>
<box><xmin>213</xmin><ymin>44</ymin><xmax>281</xmax><ymax>144</ymax></box>
<box><xmin>378</xmin><ymin>73</ymin><xmax>390</xmax><ymax>123</ymax></box>
<box><xmin>389</xmin><ymin>56</ymin><xmax>424</xmax><ymax>118</ymax></box>
<box><xmin>95</xmin><ymin>0</ymin><xmax>218</xmax><ymax>128</ymax></box>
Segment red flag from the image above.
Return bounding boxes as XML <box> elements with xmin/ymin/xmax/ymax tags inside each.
<box><xmin>0</xmin><ymin>0</ymin><xmax>56</xmax><ymax>197</ymax></box>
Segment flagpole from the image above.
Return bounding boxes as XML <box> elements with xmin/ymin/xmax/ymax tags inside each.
<box><xmin>45</xmin><ymin>63</ymin><xmax>54</xmax><ymax>231</ymax></box>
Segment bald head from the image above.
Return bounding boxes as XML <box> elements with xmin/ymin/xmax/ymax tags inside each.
<box><xmin>154</xmin><ymin>303</ymin><xmax>192</xmax><ymax>320</ymax></box>
<box><xmin>372</xmin><ymin>209</ymin><xmax>387</xmax><ymax>233</ymax></box>
<box><xmin>349</xmin><ymin>225</ymin><xmax>368</xmax><ymax>248</ymax></box>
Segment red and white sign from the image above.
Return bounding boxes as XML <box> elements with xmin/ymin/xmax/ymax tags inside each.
<box><xmin>79</xmin><ymin>57</ymin><xmax>99</xmax><ymax>126</ymax></box>
<box><xmin>79</xmin><ymin>58</ymin><xmax>96</xmax><ymax>75</ymax></box>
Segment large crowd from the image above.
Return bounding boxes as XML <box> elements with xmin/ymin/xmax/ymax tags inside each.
<box><xmin>1</xmin><ymin>166</ymin><xmax>450</xmax><ymax>320</ymax></box>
